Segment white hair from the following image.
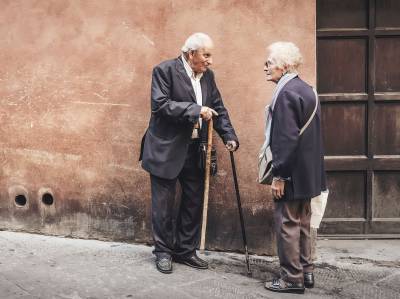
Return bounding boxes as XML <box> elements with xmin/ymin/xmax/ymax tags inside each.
<box><xmin>181</xmin><ymin>33</ymin><xmax>214</xmax><ymax>52</ymax></box>
<box><xmin>268</xmin><ymin>42</ymin><xmax>303</xmax><ymax>73</ymax></box>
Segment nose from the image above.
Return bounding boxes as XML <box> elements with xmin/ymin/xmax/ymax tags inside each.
<box><xmin>207</xmin><ymin>57</ymin><xmax>213</xmax><ymax>66</ymax></box>
<box><xmin>264</xmin><ymin>65</ymin><xmax>268</xmax><ymax>72</ymax></box>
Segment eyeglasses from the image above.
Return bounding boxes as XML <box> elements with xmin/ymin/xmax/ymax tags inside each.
<box><xmin>265</xmin><ymin>59</ymin><xmax>276</xmax><ymax>68</ymax></box>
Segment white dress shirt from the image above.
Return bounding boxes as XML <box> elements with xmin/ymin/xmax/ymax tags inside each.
<box><xmin>181</xmin><ymin>55</ymin><xmax>203</xmax><ymax>129</ymax></box>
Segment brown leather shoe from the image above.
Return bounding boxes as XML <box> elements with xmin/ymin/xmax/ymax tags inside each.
<box><xmin>304</xmin><ymin>272</ymin><xmax>314</xmax><ymax>288</ymax></box>
<box><xmin>265</xmin><ymin>278</ymin><xmax>305</xmax><ymax>294</ymax></box>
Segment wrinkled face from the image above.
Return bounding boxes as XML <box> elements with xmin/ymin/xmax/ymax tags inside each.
<box><xmin>188</xmin><ymin>47</ymin><xmax>213</xmax><ymax>74</ymax></box>
<box><xmin>264</xmin><ymin>55</ymin><xmax>285</xmax><ymax>83</ymax></box>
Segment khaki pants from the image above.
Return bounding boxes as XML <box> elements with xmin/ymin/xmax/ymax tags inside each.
<box><xmin>274</xmin><ymin>198</ymin><xmax>313</xmax><ymax>283</ymax></box>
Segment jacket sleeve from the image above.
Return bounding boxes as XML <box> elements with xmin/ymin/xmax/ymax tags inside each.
<box><xmin>208</xmin><ymin>71</ymin><xmax>239</xmax><ymax>146</ymax></box>
<box><xmin>151</xmin><ymin>66</ymin><xmax>201</xmax><ymax>124</ymax></box>
<box><xmin>271</xmin><ymin>90</ymin><xmax>302</xmax><ymax>178</ymax></box>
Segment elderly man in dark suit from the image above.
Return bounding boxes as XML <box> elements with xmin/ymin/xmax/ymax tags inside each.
<box><xmin>262</xmin><ymin>42</ymin><xmax>326</xmax><ymax>294</ymax></box>
<box><xmin>140</xmin><ymin>33</ymin><xmax>239</xmax><ymax>274</ymax></box>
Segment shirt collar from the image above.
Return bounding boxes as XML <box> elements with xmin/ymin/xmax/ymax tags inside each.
<box><xmin>181</xmin><ymin>54</ymin><xmax>203</xmax><ymax>80</ymax></box>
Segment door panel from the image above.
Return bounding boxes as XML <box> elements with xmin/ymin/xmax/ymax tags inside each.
<box><xmin>317</xmin><ymin>0</ymin><xmax>368</xmax><ymax>29</ymax></box>
<box><xmin>323</xmin><ymin>171</ymin><xmax>366</xmax><ymax>219</ymax></box>
<box><xmin>317</xmin><ymin>39</ymin><xmax>367</xmax><ymax>93</ymax></box>
<box><xmin>376</xmin><ymin>0</ymin><xmax>400</xmax><ymax>28</ymax></box>
<box><xmin>373</xmin><ymin>103</ymin><xmax>400</xmax><ymax>155</ymax></box>
<box><xmin>322</xmin><ymin>103</ymin><xmax>367</xmax><ymax>156</ymax></box>
<box><xmin>375</xmin><ymin>38</ymin><xmax>400</xmax><ymax>92</ymax></box>
<box><xmin>373</xmin><ymin>172</ymin><xmax>400</xmax><ymax>218</ymax></box>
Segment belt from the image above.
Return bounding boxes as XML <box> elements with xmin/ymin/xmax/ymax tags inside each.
<box><xmin>191</xmin><ymin>127</ymin><xmax>200</xmax><ymax>139</ymax></box>
<box><xmin>189</xmin><ymin>138</ymin><xmax>200</xmax><ymax>145</ymax></box>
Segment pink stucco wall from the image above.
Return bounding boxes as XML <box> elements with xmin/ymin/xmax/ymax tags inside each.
<box><xmin>0</xmin><ymin>0</ymin><xmax>315</xmax><ymax>254</ymax></box>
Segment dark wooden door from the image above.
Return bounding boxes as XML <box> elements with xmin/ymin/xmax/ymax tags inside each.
<box><xmin>317</xmin><ymin>0</ymin><xmax>400</xmax><ymax>236</ymax></box>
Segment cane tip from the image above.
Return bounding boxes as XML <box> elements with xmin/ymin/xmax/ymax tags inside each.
<box><xmin>200</xmin><ymin>249</ymin><xmax>209</xmax><ymax>256</ymax></box>
<box><xmin>247</xmin><ymin>271</ymin><xmax>252</xmax><ymax>277</ymax></box>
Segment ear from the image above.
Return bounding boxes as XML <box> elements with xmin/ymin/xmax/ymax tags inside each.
<box><xmin>282</xmin><ymin>64</ymin><xmax>289</xmax><ymax>73</ymax></box>
<box><xmin>188</xmin><ymin>50</ymin><xmax>196</xmax><ymax>60</ymax></box>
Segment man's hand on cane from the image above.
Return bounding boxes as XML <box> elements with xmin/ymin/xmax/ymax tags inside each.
<box><xmin>200</xmin><ymin>107</ymin><xmax>237</xmax><ymax>152</ymax></box>
<box><xmin>226</xmin><ymin>140</ymin><xmax>238</xmax><ymax>152</ymax></box>
<box><xmin>200</xmin><ymin>106</ymin><xmax>218</xmax><ymax>121</ymax></box>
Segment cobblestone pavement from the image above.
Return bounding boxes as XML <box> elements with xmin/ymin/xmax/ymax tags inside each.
<box><xmin>0</xmin><ymin>231</ymin><xmax>399</xmax><ymax>299</ymax></box>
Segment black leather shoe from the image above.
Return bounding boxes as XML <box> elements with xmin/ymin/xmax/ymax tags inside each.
<box><xmin>174</xmin><ymin>254</ymin><xmax>208</xmax><ymax>269</ymax></box>
<box><xmin>155</xmin><ymin>255</ymin><xmax>172</xmax><ymax>274</ymax></box>
<box><xmin>304</xmin><ymin>272</ymin><xmax>314</xmax><ymax>288</ymax></box>
<box><xmin>265</xmin><ymin>278</ymin><xmax>305</xmax><ymax>294</ymax></box>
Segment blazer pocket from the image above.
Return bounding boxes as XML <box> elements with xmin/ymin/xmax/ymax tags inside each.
<box><xmin>147</xmin><ymin>128</ymin><xmax>179</xmax><ymax>142</ymax></box>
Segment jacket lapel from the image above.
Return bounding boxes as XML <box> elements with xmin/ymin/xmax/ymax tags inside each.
<box><xmin>175</xmin><ymin>57</ymin><xmax>196</xmax><ymax>103</ymax></box>
<box><xmin>200</xmin><ymin>75</ymin><xmax>208</xmax><ymax>106</ymax></box>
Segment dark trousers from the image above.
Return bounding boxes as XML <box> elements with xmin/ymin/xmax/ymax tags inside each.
<box><xmin>274</xmin><ymin>198</ymin><xmax>313</xmax><ymax>283</ymax></box>
<box><xmin>150</xmin><ymin>142</ymin><xmax>204</xmax><ymax>258</ymax></box>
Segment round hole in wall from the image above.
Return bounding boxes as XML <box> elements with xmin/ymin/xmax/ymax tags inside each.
<box><xmin>42</xmin><ymin>193</ymin><xmax>54</xmax><ymax>206</ymax></box>
<box><xmin>15</xmin><ymin>195</ymin><xmax>27</xmax><ymax>206</ymax></box>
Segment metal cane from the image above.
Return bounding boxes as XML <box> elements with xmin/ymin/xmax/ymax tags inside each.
<box><xmin>200</xmin><ymin>118</ymin><xmax>213</xmax><ymax>252</ymax></box>
<box><xmin>230</xmin><ymin>151</ymin><xmax>252</xmax><ymax>275</ymax></box>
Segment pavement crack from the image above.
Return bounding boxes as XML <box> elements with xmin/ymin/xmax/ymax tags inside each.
<box><xmin>176</xmin><ymin>276</ymin><xmax>213</xmax><ymax>287</ymax></box>
<box><xmin>339</xmin><ymin>256</ymin><xmax>400</xmax><ymax>268</ymax></box>
<box><xmin>0</xmin><ymin>273</ymin><xmax>39</xmax><ymax>298</ymax></box>
<box><xmin>13</xmin><ymin>282</ymin><xmax>34</xmax><ymax>296</ymax></box>
<box><xmin>375</xmin><ymin>270</ymin><xmax>400</xmax><ymax>284</ymax></box>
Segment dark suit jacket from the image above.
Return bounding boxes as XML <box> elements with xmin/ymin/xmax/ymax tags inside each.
<box><xmin>270</xmin><ymin>76</ymin><xmax>326</xmax><ymax>200</ymax></box>
<box><xmin>139</xmin><ymin>57</ymin><xmax>238</xmax><ymax>179</ymax></box>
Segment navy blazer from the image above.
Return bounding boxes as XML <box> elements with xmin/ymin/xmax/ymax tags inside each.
<box><xmin>140</xmin><ymin>57</ymin><xmax>238</xmax><ymax>179</ymax></box>
<box><xmin>270</xmin><ymin>77</ymin><xmax>326</xmax><ymax>200</ymax></box>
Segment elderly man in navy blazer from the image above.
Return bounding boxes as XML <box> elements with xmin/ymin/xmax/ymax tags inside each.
<box><xmin>262</xmin><ymin>42</ymin><xmax>326</xmax><ymax>294</ymax></box>
<box><xmin>140</xmin><ymin>33</ymin><xmax>239</xmax><ymax>274</ymax></box>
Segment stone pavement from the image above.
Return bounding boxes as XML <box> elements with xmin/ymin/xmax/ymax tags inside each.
<box><xmin>0</xmin><ymin>231</ymin><xmax>399</xmax><ymax>299</ymax></box>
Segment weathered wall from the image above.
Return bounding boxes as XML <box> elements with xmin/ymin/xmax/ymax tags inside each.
<box><xmin>0</xmin><ymin>0</ymin><xmax>315</xmax><ymax>254</ymax></box>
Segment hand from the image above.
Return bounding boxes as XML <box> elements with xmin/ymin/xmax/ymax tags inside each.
<box><xmin>271</xmin><ymin>179</ymin><xmax>285</xmax><ymax>200</ymax></box>
<box><xmin>225</xmin><ymin>140</ymin><xmax>238</xmax><ymax>152</ymax></box>
<box><xmin>200</xmin><ymin>106</ymin><xmax>218</xmax><ymax>121</ymax></box>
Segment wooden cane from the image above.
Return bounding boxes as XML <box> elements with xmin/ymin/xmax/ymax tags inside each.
<box><xmin>200</xmin><ymin>118</ymin><xmax>213</xmax><ymax>252</ymax></box>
